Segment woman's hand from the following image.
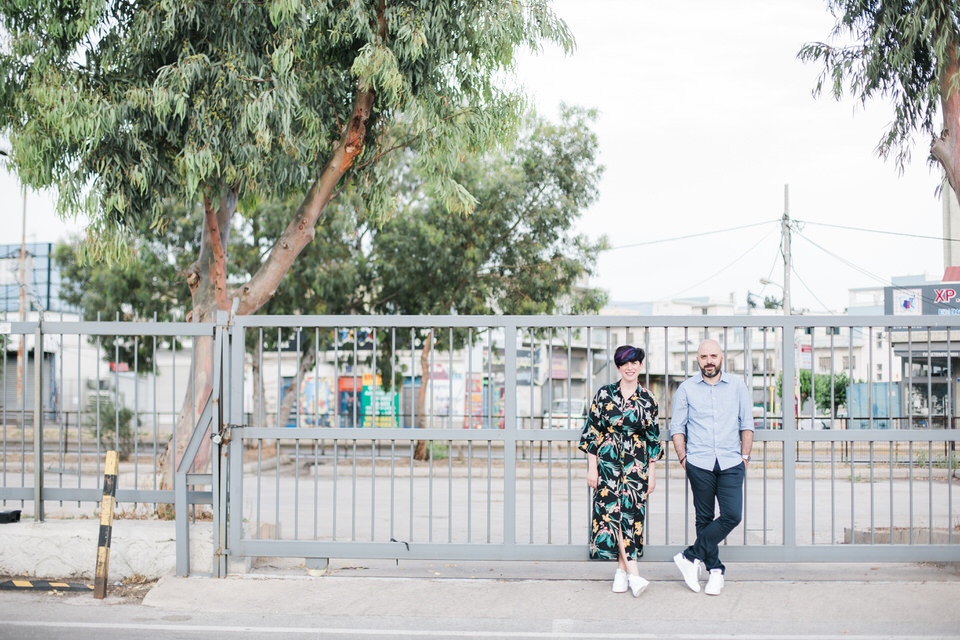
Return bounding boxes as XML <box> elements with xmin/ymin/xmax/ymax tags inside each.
<box><xmin>586</xmin><ymin>454</ymin><xmax>599</xmax><ymax>489</ymax></box>
<box><xmin>646</xmin><ymin>464</ymin><xmax>656</xmax><ymax>497</ymax></box>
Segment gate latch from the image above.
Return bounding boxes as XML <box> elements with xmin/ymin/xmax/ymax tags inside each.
<box><xmin>211</xmin><ymin>424</ymin><xmax>242</xmax><ymax>445</ymax></box>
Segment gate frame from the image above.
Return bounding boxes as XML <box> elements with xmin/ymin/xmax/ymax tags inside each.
<box><xmin>216</xmin><ymin>314</ymin><xmax>960</xmax><ymax>572</ymax></box>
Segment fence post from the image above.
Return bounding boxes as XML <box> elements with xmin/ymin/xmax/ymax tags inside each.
<box><xmin>33</xmin><ymin>324</ymin><xmax>43</xmax><ymax>521</ymax></box>
<box><xmin>502</xmin><ymin>320</ymin><xmax>518</xmax><ymax>547</ymax></box>
<box><xmin>781</xmin><ymin>319</ymin><xmax>797</xmax><ymax>551</ymax></box>
<box><xmin>212</xmin><ymin>310</ymin><xmax>228</xmax><ymax>578</ymax></box>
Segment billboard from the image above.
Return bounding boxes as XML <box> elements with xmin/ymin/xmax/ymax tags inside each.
<box><xmin>884</xmin><ymin>284</ymin><xmax>960</xmax><ymax>316</ymax></box>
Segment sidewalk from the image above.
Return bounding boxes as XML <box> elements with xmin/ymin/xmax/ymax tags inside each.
<box><xmin>134</xmin><ymin>559</ymin><xmax>960</xmax><ymax>638</ymax></box>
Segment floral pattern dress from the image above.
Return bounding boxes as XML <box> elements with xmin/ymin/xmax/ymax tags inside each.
<box><xmin>578</xmin><ymin>382</ymin><xmax>663</xmax><ymax>561</ymax></box>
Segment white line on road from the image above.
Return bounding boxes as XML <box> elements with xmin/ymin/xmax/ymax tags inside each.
<box><xmin>1</xmin><ymin>621</ymin><xmax>949</xmax><ymax>640</ymax></box>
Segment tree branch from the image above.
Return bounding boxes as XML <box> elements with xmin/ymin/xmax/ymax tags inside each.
<box><xmin>233</xmin><ymin>86</ymin><xmax>376</xmax><ymax>315</ymax></box>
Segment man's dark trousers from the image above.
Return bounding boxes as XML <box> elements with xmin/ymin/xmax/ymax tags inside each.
<box><xmin>682</xmin><ymin>460</ymin><xmax>745</xmax><ymax>573</ymax></box>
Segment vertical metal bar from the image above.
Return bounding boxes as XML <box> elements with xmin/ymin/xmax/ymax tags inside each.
<box><xmin>782</xmin><ymin>319</ymin><xmax>797</xmax><ymax>550</ymax></box>
<box><xmin>928</xmin><ymin>440</ymin><xmax>934</xmax><ymax>544</ymax></box>
<box><xmin>448</xmin><ymin>328</ymin><xmax>453</xmax><ymax>430</ymax></box>
<box><xmin>907</xmin><ymin>328</ymin><xmax>913</xmax><ymax>430</ymax></box>
<box><xmin>889</xmin><ymin>440</ymin><xmax>894</xmax><ymax>541</ymax></box>
<box><xmin>352</xmin><ymin>438</ymin><xmax>358</xmax><ymax>540</ymax></box>
<box><xmin>77</xmin><ymin>332</ymin><xmax>83</xmax><ymax>503</ymax></box>
<box><xmin>408</xmin><ymin>433</ymin><xmax>414</xmax><ymax>541</ymax></box>
<box><xmin>2</xmin><ymin>333</ymin><xmax>6</xmax><ymax>503</ymax></box>
<box><xmin>275</xmin><ymin>328</ymin><xmax>281</xmax><ymax>534</ymax></box>
<box><xmin>132</xmin><ymin>335</ymin><xmax>139</xmax><ymax>501</ymax></box>
<box><xmin>371</xmin><ymin>329</ymin><xmax>378</xmax><ymax>540</ymax></box>
<box><xmin>868</xmin><ymin>327</ymin><xmax>874</xmax><ymax>429</ymax></box>
<box><xmin>56</xmin><ymin>324</ymin><xmax>64</xmax><ymax>502</ymax></box>
<box><xmin>487</xmin><ymin>439</ymin><xmax>492</xmax><ymax>543</ymax></box>
<box><xmin>332</xmin><ymin>438</ymin><xmax>338</xmax><ymax>541</ymax></box>
<box><xmin>333</xmin><ymin>329</ymin><xmax>340</xmax><ymax>431</ymax></box>
<box><xmin>33</xmin><ymin>325</ymin><xmax>43</xmax><ymax>520</ymax></box>
<box><xmin>503</xmin><ymin>321</ymin><xmax>519</xmax><ymax>548</ymax></box>
<box><xmin>909</xmin><ymin>439</ymin><xmax>914</xmax><ymax>544</ymax></box>
<box><xmin>447</xmin><ymin>439</ymin><xmax>453</xmax><ymax>543</ymax></box>
<box><xmin>213</xmin><ymin>313</ymin><xmax>227</xmax><ymax>577</ymax></box>
<box><xmin>294</xmin><ymin>330</ymin><xmax>301</xmax><ymax>540</ymax></box>
<box><xmin>226</xmin><ymin>324</ymin><xmax>251</xmax><ymax>556</ymax></box>
<box><xmin>869</xmin><ymin>440</ymin><xmax>875</xmax><ymax>544</ymax></box>
<box><xmin>389</xmin><ymin>439</ymin><xmax>396</xmax><ymax>541</ymax></box>
<box><xmin>830</xmin><ymin>439</ymin><xmax>835</xmax><ymax>548</ymax></box>
<box><xmin>811</xmin><ymin>441</ymin><xmax>815</xmax><ymax>544</ymax></box>
<box><xmin>152</xmin><ymin>331</ymin><xmax>158</xmax><ymax>497</ymax></box>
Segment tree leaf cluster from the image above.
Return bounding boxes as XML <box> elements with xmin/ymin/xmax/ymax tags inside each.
<box><xmin>799</xmin><ymin>0</ymin><xmax>960</xmax><ymax>168</ymax></box>
<box><xmin>0</xmin><ymin>0</ymin><xmax>573</xmax><ymax>262</ymax></box>
<box><xmin>56</xmin><ymin>106</ymin><xmax>608</xmax><ymax>373</ymax></box>
<box><xmin>777</xmin><ymin>369</ymin><xmax>852</xmax><ymax>415</ymax></box>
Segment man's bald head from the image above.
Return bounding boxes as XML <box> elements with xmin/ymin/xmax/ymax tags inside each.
<box><xmin>697</xmin><ymin>339</ymin><xmax>723</xmax><ymax>381</ymax></box>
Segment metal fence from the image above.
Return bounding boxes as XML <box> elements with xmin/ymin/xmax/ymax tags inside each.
<box><xmin>1</xmin><ymin>314</ymin><xmax>958</xmax><ymax>575</ymax></box>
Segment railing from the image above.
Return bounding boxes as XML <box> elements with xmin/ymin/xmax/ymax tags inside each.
<box><xmin>1</xmin><ymin>314</ymin><xmax>958</xmax><ymax>575</ymax></box>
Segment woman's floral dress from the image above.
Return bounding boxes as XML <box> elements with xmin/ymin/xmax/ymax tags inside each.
<box><xmin>578</xmin><ymin>382</ymin><xmax>663</xmax><ymax>561</ymax></box>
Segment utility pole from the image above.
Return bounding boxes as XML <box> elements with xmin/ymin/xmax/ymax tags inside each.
<box><xmin>782</xmin><ymin>184</ymin><xmax>791</xmax><ymax>316</ymax></box>
<box><xmin>17</xmin><ymin>186</ymin><xmax>26</xmax><ymax>402</ymax></box>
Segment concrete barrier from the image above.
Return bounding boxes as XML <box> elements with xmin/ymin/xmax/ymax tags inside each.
<box><xmin>0</xmin><ymin>520</ymin><xmax>213</xmax><ymax>580</ymax></box>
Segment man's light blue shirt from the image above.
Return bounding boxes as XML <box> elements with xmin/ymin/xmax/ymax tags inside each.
<box><xmin>669</xmin><ymin>370</ymin><xmax>753</xmax><ymax>471</ymax></box>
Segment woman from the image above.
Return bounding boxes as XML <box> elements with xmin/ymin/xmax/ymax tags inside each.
<box><xmin>579</xmin><ymin>344</ymin><xmax>662</xmax><ymax>596</ymax></box>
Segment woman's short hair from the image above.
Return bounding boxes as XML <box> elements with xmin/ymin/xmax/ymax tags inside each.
<box><xmin>614</xmin><ymin>345</ymin><xmax>645</xmax><ymax>367</ymax></box>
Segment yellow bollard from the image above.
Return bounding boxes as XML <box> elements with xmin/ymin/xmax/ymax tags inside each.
<box><xmin>93</xmin><ymin>451</ymin><xmax>118</xmax><ymax>599</ymax></box>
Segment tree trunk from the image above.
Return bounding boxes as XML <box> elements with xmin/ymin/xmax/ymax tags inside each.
<box><xmin>933</xmin><ymin>52</ymin><xmax>960</xmax><ymax>199</ymax></box>
<box><xmin>275</xmin><ymin>348</ymin><xmax>317</xmax><ymax>429</ymax></box>
<box><xmin>413</xmin><ymin>330</ymin><xmax>434</xmax><ymax>461</ymax></box>
<box><xmin>155</xmin><ymin>87</ymin><xmax>377</xmax><ymax>513</ymax></box>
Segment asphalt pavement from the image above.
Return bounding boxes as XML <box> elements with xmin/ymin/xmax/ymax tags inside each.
<box><xmin>2</xmin><ymin>559</ymin><xmax>959</xmax><ymax>639</ymax></box>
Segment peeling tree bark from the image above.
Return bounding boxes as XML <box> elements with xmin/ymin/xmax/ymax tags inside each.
<box><xmin>933</xmin><ymin>54</ymin><xmax>960</xmax><ymax>199</ymax></box>
<box><xmin>156</xmin><ymin>87</ymin><xmax>377</xmax><ymax>512</ymax></box>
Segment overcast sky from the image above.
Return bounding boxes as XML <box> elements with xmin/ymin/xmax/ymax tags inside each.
<box><xmin>515</xmin><ymin>0</ymin><xmax>946</xmax><ymax>312</ymax></box>
<box><xmin>0</xmin><ymin>0</ymin><xmax>948</xmax><ymax>313</ymax></box>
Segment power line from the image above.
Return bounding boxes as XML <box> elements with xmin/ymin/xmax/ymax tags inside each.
<box><xmin>607</xmin><ymin>220</ymin><xmax>778</xmax><ymax>250</ymax></box>
<box><xmin>790</xmin><ymin>264</ymin><xmax>834</xmax><ymax>314</ymax></box>
<box><xmin>792</xmin><ymin>229</ymin><xmax>946</xmax><ymax>308</ymax></box>
<box><xmin>795</xmin><ymin>219</ymin><xmax>960</xmax><ymax>243</ymax></box>
<box><xmin>665</xmin><ymin>227</ymin><xmax>777</xmax><ymax>299</ymax></box>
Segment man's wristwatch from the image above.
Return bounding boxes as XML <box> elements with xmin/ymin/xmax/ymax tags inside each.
<box><xmin>742</xmin><ymin>454</ymin><xmax>751</xmax><ymax>462</ymax></box>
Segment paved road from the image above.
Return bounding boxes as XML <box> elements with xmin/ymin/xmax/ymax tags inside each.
<box><xmin>3</xmin><ymin>560</ymin><xmax>959</xmax><ymax>639</ymax></box>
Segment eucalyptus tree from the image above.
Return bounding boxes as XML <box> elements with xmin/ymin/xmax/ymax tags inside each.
<box><xmin>0</xmin><ymin>0</ymin><xmax>572</xmax><ymax>489</ymax></box>
<box><xmin>55</xmin><ymin>106</ymin><xmax>607</xmax><ymax>462</ymax></box>
<box><xmin>800</xmin><ymin>2</ymin><xmax>960</xmax><ymax>196</ymax></box>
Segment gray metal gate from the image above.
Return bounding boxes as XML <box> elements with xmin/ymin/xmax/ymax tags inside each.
<box><xmin>2</xmin><ymin>314</ymin><xmax>958</xmax><ymax>576</ymax></box>
<box><xmin>212</xmin><ymin>315</ymin><xmax>960</xmax><ymax>574</ymax></box>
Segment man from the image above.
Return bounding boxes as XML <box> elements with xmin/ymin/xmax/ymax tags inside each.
<box><xmin>670</xmin><ymin>338</ymin><xmax>753</xmax><ymax>596</ymax></box>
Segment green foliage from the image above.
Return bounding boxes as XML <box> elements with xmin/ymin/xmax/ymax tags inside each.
<box><xmin>799</xmin><ymin>1</ymin><xmax>960</xmax><ymax>168</ymax></box>
<box><xmin>370</xmin><ymin>105</ymin><xmax>607</xmax><ymax>318</ymax></box>
<box><xmin>764</xmin><ymin>296</ymin><xmax>782</xmax><ymax>310</ymax></box>
<box><xmin>0</xmin><ymin>0</ymin><xmax>573</xmax><ymax>262</ymax></box>
<box><xmin>56</xmin><ymin>107</ymin><xmax>607</xmax><ymax>376</ymax></box>
<box><xmin>777</xmin><ymin>369</ymin><xmax>851</xmax><ymax>414</ymax></box>
<box><xmin>86</xmin><ymin>398</ymin><xmax>136</xmax><ymax>461</ymax></box>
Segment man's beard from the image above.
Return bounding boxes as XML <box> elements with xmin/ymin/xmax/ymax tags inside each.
<box><xmin>700</xmin><ymin>363</ymin><xmax>720</xmax><ymax>379</ymax></box>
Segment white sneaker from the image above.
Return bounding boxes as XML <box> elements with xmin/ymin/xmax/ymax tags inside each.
<box><xmin>704</xmin><ymin>569</ymin><xmax>724</xmax><ymax>595</ymax></box>
<box><xmin>628</xmin><ymin>574</ymin><xmax>649</xmax><ymax>597</ymax></box>
<box><xmin>673</xmin><ymin>552</ymin><xmax>701</xmax><ymax>593</ymax></box>
<box><xmin>612</xmin><ymin>568</ymin><xmax>628</xmax><ymax>593</ymax></box>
